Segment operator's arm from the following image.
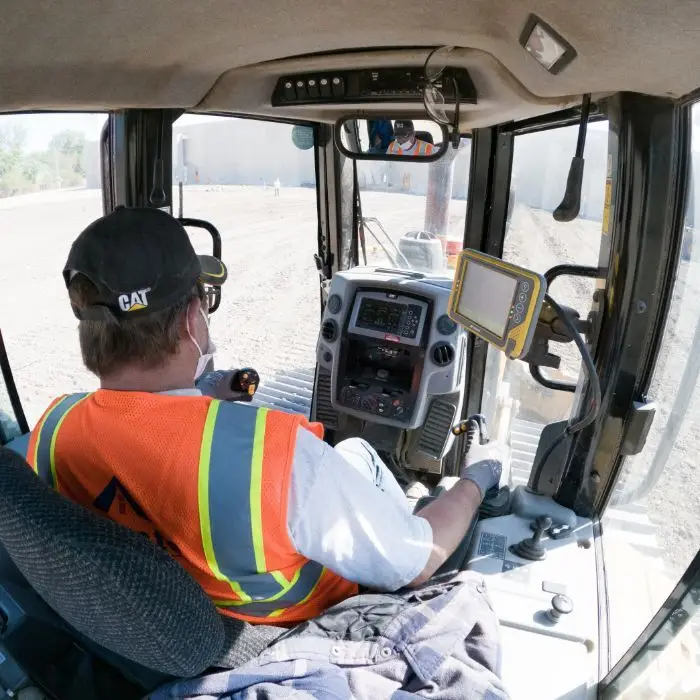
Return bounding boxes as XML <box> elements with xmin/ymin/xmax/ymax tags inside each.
<box><xmin>409</xmin><ymin>440</ymin><xmax>502</xmax><ymax>586</ymax></box>
<box><xmin>408</xmin><ymin>480</ymin><xmax>481</xmax><ymax>587</ymax></box>
<box><xmin>288</xmin><ymin>431</ymin><xmax>501</xmax><ymax>591</ymax></box>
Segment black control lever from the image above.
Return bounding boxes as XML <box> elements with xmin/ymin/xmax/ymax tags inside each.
<box><xmin>453</xmin><ymin>415</ymin><xmax>510</xmax><ymax>516</ymax></box>
<box><xmin>553</xmin><ymin>94</ymin><xmax>591</xmax><ymax>222</ymax></box>
<box><xmin>230</xmin><ymin>368</ymin><xmax>260</xmax><ymax>399</ymax></box>
<box><xmin>451</xmin><ymin>414</ymin><xmax>489</xmax><ymax>444</ymax></box>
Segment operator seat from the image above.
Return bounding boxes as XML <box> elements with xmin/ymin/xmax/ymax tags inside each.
<box><xmin>0</xmin><ymin>446</ymin><xmax>282</xmax><ymax>698</ymax></box>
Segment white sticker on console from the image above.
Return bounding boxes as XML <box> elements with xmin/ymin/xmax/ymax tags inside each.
<box><xmin>477</xmin><ymin>532</ymin><xmax>508</xmax><ymax>559</ymax></box>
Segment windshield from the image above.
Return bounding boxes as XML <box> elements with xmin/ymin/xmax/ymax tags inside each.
<box><xmin>355</xmin><ymin>138</ymin><xmax>471</xmax><ymax>277</ymax></box>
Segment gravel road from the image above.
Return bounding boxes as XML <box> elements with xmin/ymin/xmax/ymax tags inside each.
<box><xmin>0</xmin><ymin>186</ymin><xmax>698</xmax><ymax>583</ymax></box>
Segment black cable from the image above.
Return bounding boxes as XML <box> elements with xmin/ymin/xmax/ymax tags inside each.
<box><xmin>530</xmin><ymin>293</ymin><xmax>602</xmax><ymax>492</ymax></box>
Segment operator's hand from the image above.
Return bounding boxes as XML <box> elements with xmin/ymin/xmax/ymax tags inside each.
<box><xmin>196</xmin><ymin>370</ymin><xmax>253</xmax><ymax>402</ymax></box>
<box><xmin>459</xmin><ymin>441</ymin><xmax>503</xmax><ymax>500</ymax></box>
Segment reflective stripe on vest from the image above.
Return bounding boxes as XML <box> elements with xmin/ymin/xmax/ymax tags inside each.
<box><xmin>28</xmin><ymin>393</ymin><xmax>89</xmax><ymax>488</ymax></box>
<box><xmin>198</xmin><ymin>401</ymin><xmax>325</xmax><ymax>618</ymax></box>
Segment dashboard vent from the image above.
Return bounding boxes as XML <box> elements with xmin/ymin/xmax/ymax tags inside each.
<box><xmin>431</xmin><ymin>342</ymin><xmax>455</xmax><ymax>367</ymax></box>
<box><xmin>314</xmin><ymin>370</ymin><xmax>338</xmax><ymax>429</ymax></box>
<box><xmin>321</xmin><ymin>319</ymin><xmax>338</xmax><ymax>343</ymax></box>
<box><xmin>417</xmin><ymin>399</ymin><xmax>456</xmax><ymax>458</ymax></box>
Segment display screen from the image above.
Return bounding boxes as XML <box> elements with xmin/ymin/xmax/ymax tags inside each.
<box><xmin>356</xmin><ymin>298</ymin><xmax>422</xmax><ymax>339</ymax></box>
<box><xmin>457</xmin><ymin>261</ymin><xmax>518</xmax><ymax>337</ymax></box>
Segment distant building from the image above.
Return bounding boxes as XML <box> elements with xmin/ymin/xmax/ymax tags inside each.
<box><xmin>173</xmin><ymin>120</ymin><xmax>315</xmax><ymax>187</ymax></box>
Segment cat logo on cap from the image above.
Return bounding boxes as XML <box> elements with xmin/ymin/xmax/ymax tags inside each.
<box><xmin>118</xmin><ymin>287</ymin><xmax>152</xmax><ymax>312</ymax></box>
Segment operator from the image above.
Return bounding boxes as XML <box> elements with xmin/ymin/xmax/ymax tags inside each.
<box><xmin>23</xmin><ymin>207</ymin><xmax>501</xmax><ymax>626</ymax></box>
<box><xmin>386</xmin><ymin>119</ymin><xmax>435</xmax><ymax>156</ymax></box>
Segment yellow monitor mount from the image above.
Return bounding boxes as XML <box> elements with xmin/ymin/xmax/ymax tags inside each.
<box><xmin>448</xmin><ymin>250</ymin><xmax>547</xmax><ymax>360</ymax></box>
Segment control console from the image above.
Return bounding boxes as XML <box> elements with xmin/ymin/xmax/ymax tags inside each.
<box><xmin>337</xmin><ymin>290</ymin><xmax>429</xmax><ymax>422</ymax></box>
<box><xmin>314</xmin><ymin>268</ymin><xmax>468</xmax><ymax>443</ymax></box>
<box><xmin>467</xmin><ymin>488</ymin><xmax>599</xmax><ymax>700</ymax></box>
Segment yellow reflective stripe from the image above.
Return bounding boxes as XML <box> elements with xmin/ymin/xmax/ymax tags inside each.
<box><xmin>271</xmin><ymin>570</ymin><xmax>291</xmax><ymax>588</ymax></box>
<box><xmin>214</xmin><ymin>567</ymin><xmax>302</xmax><ymax>609</ymax></box>
<box><xmin>268</xmin><ymin>567</ymin><xmax>326</xmax><ymax>619</ymax></box>
<box><xmin>49</xmin><ymin>395</ymin><xmax>89</xmax><ymax>492</ymax></box>
<box><xmin>198</xmin><ymin>400</ymin><xmax>251</xmax><ymax>602</ymax></box>
<box><xmin>249</xmin><ymin>407</ymin><xmax>268</xmax><ymax>573</ymax></box>
<box><xmin>31</xmin><ymin>396</ymin><xmax>66</xmax><ymax>473</ymax></box>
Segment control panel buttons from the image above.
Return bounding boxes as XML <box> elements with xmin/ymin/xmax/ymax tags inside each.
<box><xmin>319</xmin><ymin>77</ymin><xmax>331</xmax><ymax>98</ymax></box>
<box><xmin>332</xmin><ymin>76</ymin><xmax>345</xmax><ymax>97</ymax></box>
<box><xmin>520</xmin><ymin>281</ymin><xmax>530</xmax><ymax>292</ymax></box>
<box><xmin>307</xmin><ymin>79</ymin><xmax>319</xmax><ymax>98</ymax></box>
<box><xmin>515</xmin><ymin>303</ymin><xmax>524</xmax><ymax>313</ymax></box>
<box><xmin>518</xmin><ymin>292</ymin><xmax>527</xmax><ymax>303</ymax></box>
<box><xmin>339</xmin><ymin>385</ymin><xmax>409</xmax><ymax>420</ymax></box>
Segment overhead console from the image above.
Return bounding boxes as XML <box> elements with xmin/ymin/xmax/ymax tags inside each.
<box><xmin>272</xmin><ymin>66</ymin><xmax>477</xmax><ymax>106</ymax></box>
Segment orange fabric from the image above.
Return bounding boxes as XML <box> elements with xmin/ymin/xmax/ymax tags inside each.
<box><xmin>31</xmin><ymin>390</ymin><xmax>357</xmax><ymax>624</ymax></box>
<box><xmin>386</xmin><ymin>139</ymin><xmax>434</xmax><ymax>156</ymax></box>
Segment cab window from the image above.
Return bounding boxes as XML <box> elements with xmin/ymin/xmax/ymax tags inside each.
<box><xmin>602</xmin><ymin>103</ymin><xmax>700</xmax><ymax>669</ymax></box>
<box><xmin>355</xmin><ymin>134</ymin><xmax>472</xmax><ymax>276</ymax></box>
<box><xmin>0</xmin><ymin>112</ymin><xmax>106</xmax><ymax>425</ymax></box>
<box><xmin>0</xmin><ymin>363</ymin><xmax>21</xmax><ymax>444</ymax></box>
<box><xmin>481</xmin><ymin>120</ymin><xmax>609</xmax><ymax>484</ymax></box>
<box><xmin>172</xmin><ymin>115</ymin><xmax>320</xmax><ymax>406</ymax></box>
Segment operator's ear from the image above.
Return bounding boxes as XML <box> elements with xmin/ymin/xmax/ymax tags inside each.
<box><xmin>180</xmin><ymin>296</ymin><xmax>204</xmax><ymax>340</ymax></box>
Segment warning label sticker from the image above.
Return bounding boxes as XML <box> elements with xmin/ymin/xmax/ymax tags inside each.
<box><xmin>477</xmin><ymin>532</ymin><xmax>508</xmax><ymax>560</ymax></box>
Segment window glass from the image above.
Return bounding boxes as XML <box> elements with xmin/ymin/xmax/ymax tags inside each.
<box><xmin>355</xmin><ymin>137</ymin><xmax>471</xmax><ymax>277</ymax></box>
<box><xmin>480</xmin><ymin>121</ymin><xmax>609</xmax><ymax>485</ymax></box>
<box><xmin>602</xmin><ymin>104</ymin><xmax>700</xmax><ymax>667</ymax></box>
<box><xmin>0</xmin><ymin>113</ymin><xmax>106</xmax><ymax>426</ymax></box>
<box><xmin>0</xmin><ymin>367</ymin><xmax>21</xmax><ymax>444</ymax></box>
<box><xmin>172</xmin><ymin>115</ymin><xmax>320</xmax><ymax>408</ymax></box>
<box><xmin>615</xmin><ymin>604</ymin><xmax>700</xmax><ymax>698</ymax></box>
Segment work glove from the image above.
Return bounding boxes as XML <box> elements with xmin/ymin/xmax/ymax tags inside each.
<box><xmin>196</xmin><ymin>370</ymin><xmax>254</xmax><ymax>402</ymax></box>
<box><xmin>460</xmin><ymin>441</ymin><xmax>503</xmax><ymax>500</ymax></box>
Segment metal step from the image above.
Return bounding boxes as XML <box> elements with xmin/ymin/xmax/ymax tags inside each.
<box><xmin>251</xmin><ymin>366</ymin><xmax>315</xmax><ymax>417</ymax></box>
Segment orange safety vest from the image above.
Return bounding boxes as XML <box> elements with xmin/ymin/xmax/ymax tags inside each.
<box><xmin>26</xmin><ymin>390</ymin><xmax>358</xmax><ymax>625</ymax></box>
<box><xmin>387</xmin><ymin>139</ymin><xmax>435</xmax><ymax>156</ymax></box>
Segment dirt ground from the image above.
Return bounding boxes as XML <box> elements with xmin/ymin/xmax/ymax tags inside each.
<box><xmin>0</xmin><ymin>186</ymin><xmax>698</xmax><ymax>584</ymax></box>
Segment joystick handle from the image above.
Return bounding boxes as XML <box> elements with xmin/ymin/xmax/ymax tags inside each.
<box><xmin>230</xmin><ymin>368</ymin><xmax>260</xmax><ymax>397</ymax></box>
<box><xmin>532</xmin><ymin>516</ymin><xmax>553</xmax><ymax>544</ymax></box>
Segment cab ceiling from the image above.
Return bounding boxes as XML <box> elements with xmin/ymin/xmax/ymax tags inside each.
<box><xmin>1</xmin><ymin>0</ymin><xmax>699</xmax><ymax>125</ymax></box>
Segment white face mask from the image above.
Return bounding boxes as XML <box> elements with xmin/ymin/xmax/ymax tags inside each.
<box><xmin>398</xmin><ymin>138</ymin><xmax>414</xmax><ymax>152</ymax></box>
<box><xmin>187</xmin><ymin>307</ymin><xmax>217</xmax><ymax>381</ymax></box>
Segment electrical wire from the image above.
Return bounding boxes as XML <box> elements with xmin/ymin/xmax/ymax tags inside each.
<box><xmin>530</xmin><ymin>293</ymin><xmax>602</xmax><ymax>492</ymax></box>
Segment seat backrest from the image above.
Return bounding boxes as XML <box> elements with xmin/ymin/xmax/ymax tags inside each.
<box><xmin>414</xmin><ymin>130</ymin><xmax>435</xmax><ymax>145</ymax></box>
<box><xmin>0</xmin><ymin>446</ymin><xmax>225</xmax><ymax>678</ymax></box>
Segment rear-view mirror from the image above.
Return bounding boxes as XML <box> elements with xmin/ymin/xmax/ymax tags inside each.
<box><xmin>335</xmin><ymin>118</ymin><xmax>449</xmax><ymax>162</ymax></box>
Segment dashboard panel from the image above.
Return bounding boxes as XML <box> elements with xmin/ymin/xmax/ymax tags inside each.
<box><xmin>314</xmin><ymin>267</ymin><xmax>467</xmax><ymax>438</ymax></box>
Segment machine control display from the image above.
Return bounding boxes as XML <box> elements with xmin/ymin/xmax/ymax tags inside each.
<box><xmin>457</xmin><ymin>262</ymin><xmax>518</xmax><ymax>337</ymax></box>
<box><xmin>348</xmin><ymin>291</ymin><xmax>428</xmax><ymax>347</ymax></box>
<box><xmin>448</xmin><ymin>250</ymin><xmax>546</xmax><ymax>359</ymax></box>
<box><xmin>356</xmin><ymin>298</ymin><xmax>423</xmax><ymax>339</ymax></box>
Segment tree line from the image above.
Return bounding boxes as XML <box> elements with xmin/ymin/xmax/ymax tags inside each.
<box><xmin>0</xmin><ymin>126</ymin><xmax>87</xmax><ymax>197</ymax></box>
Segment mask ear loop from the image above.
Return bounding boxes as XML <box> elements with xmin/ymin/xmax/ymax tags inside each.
<box><xmin>186</xmin><ymin>313</ymin><xmax>204</xmax><ymax>358</ymax></box>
